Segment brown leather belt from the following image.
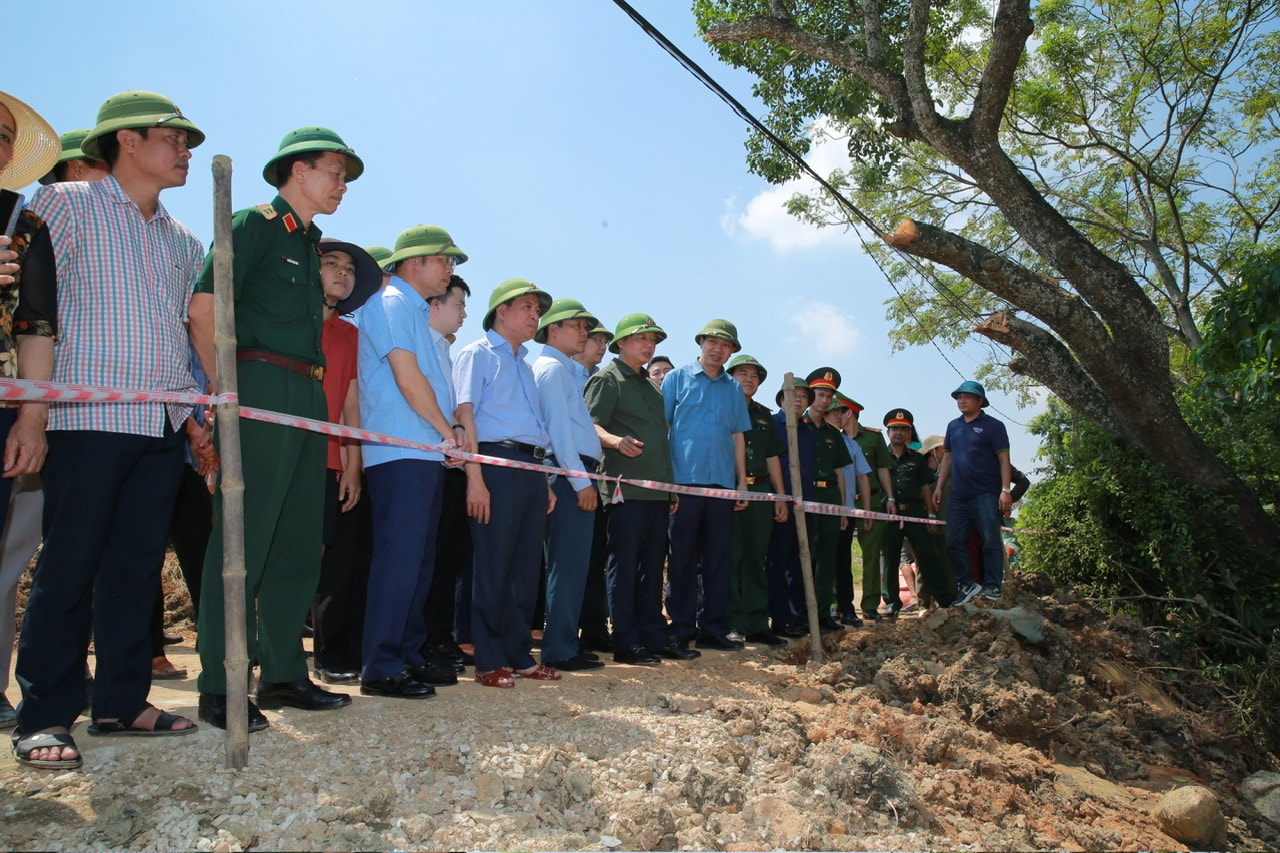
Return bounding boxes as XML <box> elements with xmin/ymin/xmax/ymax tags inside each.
<box><xmin>237</xmin><ymin>348</ymin><xmax>324</xmax><ymax>381</ymax></box>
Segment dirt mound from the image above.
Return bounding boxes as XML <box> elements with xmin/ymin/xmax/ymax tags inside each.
<box><xmin>2</xmin><ymin>568</ymin><xmax>1276</xmax><ymax>851</ymax></box>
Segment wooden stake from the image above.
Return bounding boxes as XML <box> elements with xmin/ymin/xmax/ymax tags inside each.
<box><xmin>783</xmin><ymin>373</ymin><xmax>822</xmax><ymax>663</ymax></box>
<box><xmin>211</xmin><ymin>155</ymin><xmax>249</xmax><ymax>768</ymax></box>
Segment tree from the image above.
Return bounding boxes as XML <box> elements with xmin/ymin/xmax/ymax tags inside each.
<box><xmin>695</xmin><ymin>0</ymin><xmax>1280</xmax><ymax>557</ymax></box>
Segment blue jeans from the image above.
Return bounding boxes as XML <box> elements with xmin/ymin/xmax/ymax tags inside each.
<box><xmin>945</xmin><ymin>492</ymin><xmax>1004</xmax><ymax>588</ymax></box>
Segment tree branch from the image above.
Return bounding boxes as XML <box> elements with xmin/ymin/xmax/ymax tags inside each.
<box><xmin>970</xmin><ymin>0</ymin><xmax>1035</xmax><ymax>136</ymax></box>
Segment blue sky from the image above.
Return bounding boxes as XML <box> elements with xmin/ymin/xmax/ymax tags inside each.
<box><xmin>11</xmin><ymin>1</ymin><xmax>1043</xmax><ymax>471</ymax></box>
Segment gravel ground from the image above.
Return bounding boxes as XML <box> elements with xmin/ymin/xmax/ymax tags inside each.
<box><xmin>2</xmin><ymin>571</ymin><xmax>1277</xmax><ymax>852</ymax></box>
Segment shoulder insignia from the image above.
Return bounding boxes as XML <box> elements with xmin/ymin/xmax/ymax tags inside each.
<box><xmin>863</xmin><ymin>425</ymin><xmax>883</xmax><ymax>434</ymax></box>
<box><xmin>282</xmin><ymin>212</ymin><xmax>299</xmax><ymax>233</ymax></box>
<box><xmin>255</xmin><ymin>203</ymin><xmax>277</xmax><ymax>220</ymax></box>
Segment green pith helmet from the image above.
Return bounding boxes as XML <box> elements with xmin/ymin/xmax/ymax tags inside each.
<box><xmin>535</xmin><ymin>298</ymin><xmax>599</xmax><ymax>344</ymax></box>
<box><xmin>364</xmin><ymin>245</ymin><xmax>393</xmax><ymax>267</ymax></box>
<box><xmin>608</xmin><ymin>313</ymin><xmax>667</xmax><ymax>354</ymax></box>
<box><xmin>0</xmin><ymin>90</ymin><xmax>59</xmax><ymax>190</ymax></box>
<box><xmin>38</xmin><ymin>129</ymin><xmax>92</xmax><ymax>185</ymax></box>
<box><xmin>587</xmin><ymin>322</ymin><xmax>614</xmax><ymax>343</ymax></box>
<box><xmin>805</xmin><ymin>366</ymin><xmax>842</xmax><ymax>392</ymax></box>
<box><xmin>726</xmin><ymin>353</ymin><xmax>767</xmax><ymax>383</ymax></box>
<box><xmin>80</xmin><ymin>90</ymin><xmax>204</xmax><ymax>161</ymax></box>
<box><xmin>694</xmin><ymin>318</ymin><xmax>742</xmax><ymax>353</ymax></box>
<box><xmin>383</xmin><ymin>224</ymin><xmax>469</xmax><ymax>270</ymax></box>
<box><xmin>951</xmin><ymin>379</ymin><xmax>990</xmax><ymax>408</ymax></box>
<box><xmin>775</xmin><ymin>377</ymin><xmax>812</xmax><ymax>408</ymax></box>
<box><xmin>262</xmin><ymin>126</ymin><xmax>363</xmax><ymax>187</ymax></box>
<box><xmin>483</xmin><ymin>278</ymin><xmax>553</xmax><ymax>332</ymax></box>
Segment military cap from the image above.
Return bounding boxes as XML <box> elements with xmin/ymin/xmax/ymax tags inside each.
<box><xmin>805</xmin><ymin>367</ymin><xmax>841</xmax><ymax>391</ymax></box>
<box><xmin>695</xmin><ymin>319</ymin><xmax>742</xmax><ymax>353</ymax></box>
<box><xmin>883</xmin><ymin>408</ymin><xmax>914</xmax><ymax>428</ymax></box>
<box><xmin>587</xmin><ymin>322</ymin><xmax>614</xmax><ymax>343</ymax></box>
<box><xmin>536</xmin><ymin>298</ymin><xmax>599</xmax><ymax>344</ymax></box>
<box><xmin>263</xmin><ymin>126</ymin><xmax>363</xmax><ymax>187</ymax></box>
<box><xmin>38</xmin><ymin>129</ymin><xmax>92</xmax><ymax>185</ymax></box>
<box><xmin>80</xmin><ymin>90</ymin><xmax>204</xmax><ymax>161</ymax></box>
<box><xmin>834</xmin><ymin>392</ymin><xmax>864</xmax><ymax>414</ymax></box>
<box><xmin>483</xmin><ymin>278</ymin><xmax>552</xmax><ymax>332</ymax></box>
<box><xmin>726</xmin><ymin>354</ymin><xmax>767</xmax><ymax>383</ymax></box>
<box><xmin>383</xmin><ymin>225</ymin><xmax>468</xmax><ymax>271</ymax></box>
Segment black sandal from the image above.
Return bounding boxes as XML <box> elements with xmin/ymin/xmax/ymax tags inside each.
<box><xmin>11</xmin><ymin>729</ymin><xmax>84</xmax><ymax>769</ymax></box>
<box><xmin>87</xmin><ymin>704</ymin><xmax>198</xmax><ymax>737</ymax></box>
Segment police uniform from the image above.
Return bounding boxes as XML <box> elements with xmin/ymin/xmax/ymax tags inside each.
<box><xmin>196</xmin><ymin>195</ymin><xmax>329</xmax><ymax>694</ymax></box>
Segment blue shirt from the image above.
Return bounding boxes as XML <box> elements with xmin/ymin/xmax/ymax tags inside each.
<box><xmin>454</xmin><ymin>328</ymin><xmax>550</xmax><ymax>447</ymax></box>
<box><xmin>944</xmin><ymin>411</ymin><xmax>1010</xmax><ymax>499</ymax></box>
<box><xmin>358</xmin><ymin>278</ymin><xmax>454</xmax><ymax>465</ymax></box>
<box><xmin>662</xmin><ymin>361</ymin><xmax>750</xmax><ymax>487</ymax></box>
<box><xmin>840</xmin><ymin>434</ymin><xmax>872</xmax><ymax>506</ymax></box>
<box><xmin>533</xmin><ymin>345</ymin><xmax>603</xmax><ymax>491</ymax></box>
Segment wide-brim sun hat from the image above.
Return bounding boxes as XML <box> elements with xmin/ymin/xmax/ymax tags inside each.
<box><xmin>727</xmin><ymin>353</ymin><xmax>767</xmax><ymax>383</ymax></box>
<box><xmin>695</xmin><ymin>318</ymin><xmax>742</xmax><ymax>353</ymax></box>
<box><xmin>921</xmin><ymin>434</ymin><xmax>945</xmax><ymax>454</ymax></box>
<box><xmin>535</xmin><ymin>298</ymin><xmax>599</xmax><ymax>344</ymax></box>
<box><xmin>80</xmin><ymin>90</ymin><xmax>205</xmax><ymax>161</ymax></box>
<box><xmin>951</xmin><ymin>379</ymin><xmax>990</xmax><ymax>408</ymax></box>
<box><xmin>609</xmin><ymin>313</ymin><xmax>667</xmax><ymax>354</ymax></box>
<box><xmin>319</xmin><ymin>239</ymin><xmax>382</xmax><ymax>315</ymax></box>
<box><xmin>0</xmin><ymin>90</ymin><xmax>60</xmax><ymax>190</ymax></box>
<box><xmin>262</xmin><ymin>126</ymin><xmax>363</xmax><ymax>187</ymax></box>
<box><xmin>39</xmin><ymin>129</ymin><xmax>91</xmax><ymax>185</ymax></box>
<box><xmin>483</xmin><ymin>278</ymin><xmax>553</xmax><ymax>332</ymax></box>
<box><xmin>383</xmin><ymin>224</ymin><xmax>468</xmax><ymax>270</ymax></box>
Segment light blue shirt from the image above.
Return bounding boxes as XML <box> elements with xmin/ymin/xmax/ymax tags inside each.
<box><xmin>661</xmin><ymin>361</ymin><xmax>750</xmax><ymax>487</ymax></box>
<box><xmin>453</xmin><ymin>328</ymin><xmax>550</xmax><ymax>447</ymax></box>
<box><xmin>840</xmin><ymin>433</ymin><xmax>873</xmax><ymax>506</ymax></box>
<box><xmin>533</xmin><ymin>345</ymin><xmax>604</xmax><ymax>491</ymax></box>
<box><xmin>358</xmin><ymin>278</ymin><xmax>454</xmax><ymax>465</ymax></box>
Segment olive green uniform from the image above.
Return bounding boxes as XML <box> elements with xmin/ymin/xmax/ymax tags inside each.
<box><xmin>882</xmin><ymin>448</ymin><xmax>951</xmax><ymax>610</ymax></box>
<box><xmin>852</xmin><ymin>426</ymin><xmax>892</xmax><ymax>615</ymax></box>
<box><xmin>804</xmin><ymin>414</ymin><xmax>853</xmax><ymax>616</ymax></box>
<box><xmin>196</xmin><ymin>195</ymin><xmax>328</xmax><ymax>693</ymax></box>
<box><xmin>729</xmin><ymin>398</ymin><xmax>783</xmax><ymax>634</ymax></box>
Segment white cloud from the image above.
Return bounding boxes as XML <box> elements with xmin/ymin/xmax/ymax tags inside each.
<box><xmin>724</xmin><ymin>121</ymin><xmax>855</xmax><ymax>253</ymax></box>
<box><xmin>781</xmin><ymin>298</ymin><xmax>860</xmax><ymax>360</ymax></box>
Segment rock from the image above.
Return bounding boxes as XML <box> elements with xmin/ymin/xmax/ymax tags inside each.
<box><xmin>986</xmin><ymin>605</ymin><xmax>1047</xmax><ymax>643</ymax></box>
<box><xmin>1153</xmin><ymin>785</ymin><xmax>1226</xmax><ymax>848</ymax></box>
<box><xmin>1242</xmin><ymin>771</ymin><xmax>1280</xmax><ymax>824</ymax></box>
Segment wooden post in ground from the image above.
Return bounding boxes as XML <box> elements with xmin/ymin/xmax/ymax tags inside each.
<box><xmin>783</xmin><ymin>373</ymin><xmax>822</xmax><ymax>663</ymax></box>
<box><xmin>211</xmin><ymin>154</ymin><xmax>249</xmax><ymax>768</ymax></box>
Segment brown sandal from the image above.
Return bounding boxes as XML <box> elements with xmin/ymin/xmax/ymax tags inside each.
<box><xmin>513</xmin><ymin>663</ymin><xmax>561</xmax><ymax>681</ymax></box>
<box><xmin>151</xmin><ymin>656</ymin><xmax>187</xmax><ymax>680</ymax></box>
<box><xmin>474</xmin><ymin>668</ymin><xmax>515</xmax><ymax>688</ymax></box>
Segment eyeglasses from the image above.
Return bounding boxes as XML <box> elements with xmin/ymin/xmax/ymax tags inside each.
<box><xmin>588</xmin><ymin>335</ymin><xmax>611</xmax><ymax>345</ymax></box>
<box><xmin>432</xmin><ymin>254</ymin><xmax>458</xmax><ymax>268</ymax></box>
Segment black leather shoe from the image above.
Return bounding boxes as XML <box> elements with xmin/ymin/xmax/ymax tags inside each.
<box><xmin>580</xmin><ymin>633</ymin><xmax>614</xmax><ymax>654</ymax></box>
<box><xmin>315</xmin><ymin>666</ymin><xmax>360</xmax><ymax>685</ymax></box>
<box><xmin>162</xmin><ymin>633</ymin><xmax>183</xmax><ymax>646</ymax></box>
<box><xmin>745</xmin><ymin>629</ymin><xmax>787</xmax><ymax>646</ymax></box>
<box><xmin>653</xmin><ymin>638</ymin><xmax>701</xmax><ymax>660</ymax></box>
<box><xmin>198</xmin><ymin>692</ymin><xmax>270</xmax><ymax>732</ymax></box>
<box><xmin>817</xmin><ymin>615</ymin><xmax>844</xmax><ymax>634</ymax></box>
<box><xmin>613</xmin><ymin>646</ymin><xmax>661</xmax><ymax>666</ymax></box>
<box><xmin>361</xmin><ymin>672</ymin><xmax>436</xmax><ymax>699</ymax></box>
<box><xmin>860</xmin><ymin>610</ymin><xmax>881</xmax><ymax>622</ymax></box>
<box><xmin>406</xmin><ymin>663</ymin><xmax>459</xmax><ymax>686</ymax></box>
<box><xmin>581</xmin><ymin>650</ymin><xmax>602</xmax><ymax>662</ymax></box>
<box><xmin>696</xmin><ymin>633</ymin><xmax>745</xmax><ymax>651</ymax></box>
<box><xmin>256</xmin><ymin>678</ymin><xmax>352</xmax><ymax>711</ymax></box>
<box><xmin>543</xmin><ymin>653</ymin><xmax>605</xmax><ymax>671</ymax></box>
<box><xmin>773</xmin><ymin>622</ymin><xmax>806</xmax><ymax>638</ymax></box>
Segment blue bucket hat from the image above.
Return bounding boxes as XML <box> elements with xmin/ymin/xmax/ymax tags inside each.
<box><xmin>951</xmin><ymin>380</ymin><xmax>989</xmax><ymax>408</ymax></box>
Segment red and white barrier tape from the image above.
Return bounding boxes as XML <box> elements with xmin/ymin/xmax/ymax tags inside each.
<box><xmin>0</xmin><ymin>377</ymin><xmax>1046</xmax><ymax>533</ymax></box>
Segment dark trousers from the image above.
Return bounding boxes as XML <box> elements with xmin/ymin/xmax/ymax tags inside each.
<box><xmin>197</xmin><ymin>365</ymin><xmax>326</xmax><ymax>693</ymax></box>
<box><xmin>807</xmin><ymin>487</ymin><xmax>843</xmax><ymax>615</ymax></box>
<box><xmin>666</xmin><ymin>492</ymin><xmax>733</xmax><ymax>641</ymax></box>
<box><xmin>577</xmin><ymin>506</ymin><xmax>610</xmax><ymax>642</ymax></box>
<box><xmin>765</xmin><ymin>516</ymin><xmax>804</xmax><ymax>628</ymax></box>
<box><xmin>313</xmin><ymin>470</ymin><xmax>372</xmax><ymax>673</ymax></box>
<box><xmin>834</xmin><ymin>523</ymin><xmax>856</xmax><ymax>616</ymax></box>
<box><xmin>16</xmin><ymin>425</ymin><xmax>183</xmax><ymax>732</ymax></box>
<box><xmin>946</xmin><ymin>492</ymin><xmax>1005</xmax><ymax>589</ymax></box>
<box><xmin>604</xmin><ymin>500</ymin><xmax>669</xmax><ymax>652</ymax></box>
<box><xmin>468</xmin><ymin>450</ymin><xmax>547</xmax><ymax>673</ymax></box>
<box><xmin>541</xmin><ymin>476</ymin><xmax>595</xmax><ymax>662</ymax></box>
<box><xmin>149</xmin><ymin>466</ymin><xmax>213</xmax><ymax>656</ymax></box>
<box><xmin>729</xmin><ymin>496</ymin><xmax>774</xmax><ymax>634</ymax></box>
<box><xmin>362</xmin><ymin>460</ymin><xmax>443</xmax><ymax>681</ymax></box>
<box><xmin>882</xmin><ymin>513</ymin><xmax>955</xmax><ymax>607</ymax></box>
<box><xmin>424</xmin><ymin>467</ymin><xmax>470</xmax><ymax>647</ymax></box>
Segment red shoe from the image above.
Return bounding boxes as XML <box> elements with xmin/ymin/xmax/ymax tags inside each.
<box><xmin>475</xmin><ymin>668</ymin><xmax>515</xmax><ymax>688</ymax></box>
<box><xmin>513</xmin><ymin>663</ymin><xmax>561</xmax><ymax>681</ymax></box>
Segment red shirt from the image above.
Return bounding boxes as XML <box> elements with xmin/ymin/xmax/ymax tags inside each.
<box><xmin>321</xmin><ymin>315</ymin><xmax>359</xmax><ymax>472</ymax></box>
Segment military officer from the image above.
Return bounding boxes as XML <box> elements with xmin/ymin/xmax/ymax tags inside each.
<box><xmin>801</xmin><ymin>368</ymin><xmax>855</xmax><ymax>632</ymax></box>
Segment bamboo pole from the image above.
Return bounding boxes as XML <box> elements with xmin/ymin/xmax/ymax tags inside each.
<box><xmin>211</xmin><ymin>155</ymin><xmax>249</xmax><ymax>768</ymax></box>
<box><xmin>783</xmin><ymin>373</ymin><xmax>822</xmax><ymax>663</ymax></box>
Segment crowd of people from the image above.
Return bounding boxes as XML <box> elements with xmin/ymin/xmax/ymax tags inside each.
<box><xmin>0</xmin><ymin>88</ymin><xmax>1019</xmax><ymax>772</ymax></box>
